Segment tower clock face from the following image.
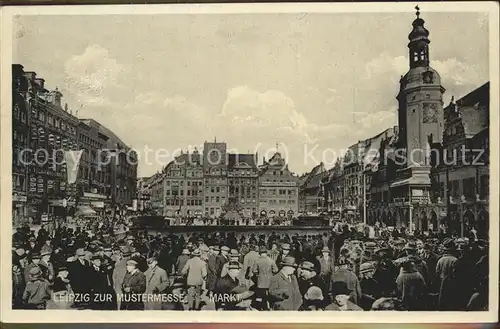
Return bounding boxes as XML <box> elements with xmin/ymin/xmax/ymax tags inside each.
<box><xmin>209</xmin><ymin>150</ymin><xmax>220</xmax><ymax>164</ymax></box>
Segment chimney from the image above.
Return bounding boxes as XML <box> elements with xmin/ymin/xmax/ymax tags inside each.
<box><xmin>50</xmin><ymin>87</ymin><xmax>63</xmax><ymax>107</ymax></box>
<box><xmin>23</xmin><ymin>71</ymin><xmax>36</xmax><ymax>81</ymax></box>
<box><xmin>34</xmin><ymin>78</ymin><xmax>45</xmax><ymax>89</ymax></box>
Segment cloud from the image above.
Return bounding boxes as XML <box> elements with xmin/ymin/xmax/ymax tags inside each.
<box><xmin>433</xmin><ymin>58</ymin><xmax>486</xmax><ymax>87</ymax></box>
<box><xmin>64</xmin><ymin>45</ymin><xmax>123</xmax><ymax>106</ymax></box>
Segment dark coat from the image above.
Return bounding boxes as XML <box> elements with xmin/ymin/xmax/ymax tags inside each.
<box><xmin>396</xmin><ymin>268</ymin><xmax>427</xmax><ymax>310</ymax></box>
<box><xmin>121</xmin><ymin>270</ymin><xmax>147</xmax><ymax>310</ymax></box>
<box><xmin>269</xmin><ymin>272</ymin><xmax>303</xmax><ymax>311</ymax></box>
<box><xmin>206</xmin><ymin>253</ymin><xmax>224</xmax><ymax>291</ymax></box>
<box><xmin>68</xmin><ymin>259</ymin><xmax>92</xmax><ymax>294</ymax></box>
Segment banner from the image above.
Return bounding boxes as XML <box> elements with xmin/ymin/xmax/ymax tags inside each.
<box><xmin>64</xmin><ymin>150</ymin><xmax>84</xmax><ymax>184</ymax></box>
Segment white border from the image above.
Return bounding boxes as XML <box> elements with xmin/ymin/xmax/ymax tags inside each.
<box><xmin>1</xmin><ymin>2</ymin><xmax>499</xmax><ymax>323</ymax></box>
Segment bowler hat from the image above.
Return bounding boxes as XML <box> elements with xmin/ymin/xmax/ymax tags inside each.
<box><xmin>321</xmin><ymin>246</ymin><xmax>330</xmax><ymax>253</ymax></box>
<box><xmin>281</xmin><ymin>243</ymin><xmax>291</xmax><ymax>250</ymax></box>
<box><xmin>182</xmin><ymin>248</ymin><xmax>190</xmax><ymax>255</ymax></box>
<box><xmin>360</xmin><ymin>262</ymin><xmax>375</xmax><ymax>274</ymax></box>
<box><xmin>442</xmin><ymin>238</ymin><xmax>456</xmax><ymax>251</ymax></box>
<box><xmin>331</xmin><ymin>281</ymin><xmax>352</xmax><ymax>296</ymax></box>
<box><xmin>212</xmin><ymin>245</ymin><xmax>220</xmax><ymax>251</ymax></box>
<box><xmin>259</xmin><ymin>245</ymin><xmax>268</xmax><ymax>254</ymax></box>
<box><xmin>299</xmin><ymin>261</ymin><xmax>315</xmax><ymax>271</ymax></box>
<box><xmin>221</xmin><ymin>246</ymin><xmax>230</xmax><ymax>252</ymax></box>
<box><xmin>75</xmin><ymin>248</ymin><xmax>86</xmax><ymax>257</ymax></box>
<box><xmin>191</xmin><ymin>249</ymin><xmax>201</xmax><ymax>256</ymax></box>
<box><xmin>280</xmin><ymin>256</ymin><xmax>297</xmax><ymax>268</ymax></box>
<box><xmin>30</xmin><ymin>252</ymin><xmax>41</xmax><ymax>259</ymax></box>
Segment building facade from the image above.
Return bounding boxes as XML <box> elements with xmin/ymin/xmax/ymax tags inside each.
<box><xmin>137</xmin><ymin>175</ymin><xmax>153</xmax><ymax>211</ymax></box>
<box><xmin>258</xmin><ymin>152</ymin><xmax>299</xmax><ymax>219</ymax></box>
<box><xmin>21</xmin><ymin>69</ymin><xmax>80</xmax><ymax>224</ymax></box>
<box><xmin>149</xmin><ymin>172</ymin><xmax>165</xmax><ymax>215</ymax></box>
<box><xmin>203</xmin><ymin>141</ymin><xmax>228</xmax><ymax>218</ymax></box>
<box><xmin>12</xmin><ymin>65</ymin><xmax>30</xmax><ymax>226</ymax></box>
<box><xmin>298</xmin><ymin>162</ymin><xmax>327</xmax><ymax>215</ymax></box>
<box><xmin>163</xmin><ymin>150</ymin><xmax>204</xmax><ymax>218</ymax></box>
<box><xmin>227</xmin><ymin>153</ymin><xmax>259</xmax><ymax>218</ymax></box>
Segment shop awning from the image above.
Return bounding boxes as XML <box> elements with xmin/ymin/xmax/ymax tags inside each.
<box><xmin>76</xmin><ymin>205</ymin><xmax>97</xmax><ymax>217</ymax></box>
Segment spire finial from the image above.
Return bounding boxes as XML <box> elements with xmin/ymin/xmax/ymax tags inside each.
<box><xmin>415</xmin><ymin>5</ymin><xmax>420</xmax><ymax>18</ymax></box>
<box><xmin>276</xmin><ymin>142</ymin><xmax>279</xmax><ymax>153</ymax></box>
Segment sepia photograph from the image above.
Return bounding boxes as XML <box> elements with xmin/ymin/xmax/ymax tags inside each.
<box><xmin>1</xmin><ymin>1</ymin><xmax>498</xmax><ymax>323</ymax></box>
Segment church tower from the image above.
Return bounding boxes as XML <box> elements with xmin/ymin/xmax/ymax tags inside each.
<box><xmin>396</xmin><ymin>6</ymin><xmax>445</xmax><ymax>167</ymax></box>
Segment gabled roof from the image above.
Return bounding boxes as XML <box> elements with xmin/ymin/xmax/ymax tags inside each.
<box><xmin>300</xmin><ymin>162</ymin><xmax>327</xmax><ymax>188</ymax></box>
<box><xmin>456</xmin><ymin>82</ymin><xmax>489</xmax><ymax>137</ymax></box>
<box><xmin>228</xmin><ymin>154</ymin><xmax>257</xmax><ymax>169</ymax></box>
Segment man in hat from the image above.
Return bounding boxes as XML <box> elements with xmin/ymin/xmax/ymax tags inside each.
<box><xmin>89</xmin><ymin>255</ymin><xmax>114</xmax><ymax>310</ymax></box>
<box><xmin>359</xmin><ymin>262</ymin><xmax>378</xmax><ymax>298</ymax></box>
<box><xmin>330</xmin><ymin>258</ymin><xmax>362</xmax><ymax>305</ymax></box>
<box><xmin>252</xmin><ymin>245</ymin><xmax>279</xmax><ymax>310</ymax></box>
<box><xmin>325</xmin><ymin>281</ymin><xmax>363</xmax><ymax>311</ymax></box>
<box><xmin>276</xmin><ymin>243</ymin><xmax>292</xmax><ymax>270</ymax></box>
<box><xmin>181</xmin><ymin>249</ymin><xmax>207</xmax><ymax>310</ymax></box>
<box><xmin>22</xmin><ymin>266</ymin><xmax>51</xmax><ymax>309</ymax></box>
<box><xmin>436</xmin><ymin>238</ymin><xmax>459</xmax><ymax>310</ymax></box>
<box><xmin>372</xmin><ymin>245</ymin><xmax>397</xmax><ymax>298</ymax></box>
<box><xmin>268</xmin><ymin>242</ymin><xmax>280</xmax><ymax>263</ymax></box>
<box><xmin>297</xmin><ymin>261</ymin><xmax>322</xmax><ymax>297</ymax></box>
<box><xmin>401</xmin><ymin>242</ymin><xmax>428</xmax><ymax>284</ymax></box>
<box><xmin>39</xmin><ymin>250</ymin><xmax>55</xmax><ymax>283</ymax></box>
<box><xmin>46</xmin><ymin>266</ymin><xmax>73</xmax><ymax>310</ymax></box>
<box><xmin>206</xmin><ymin>245</ymin><xmax>223</xmax><ymax>294</ymax></box>
<box><xmin>242</xmin><ymin>244</ymin><xmax>259</xmax><ymax>279</ymax></box>
<box><xmin>221</xmin><ymin>249</ymin><xmax>244</xmax><ymax>278</ymax></box>
<box><xmin>162</xmin><ymin>278</ymin><xmax>187</xmax><ymax>310</ymax></box>
<box><xmin>23</xmin><ymin>252</ymin><xmax>42</xmax><ymax>284</ymax></box>
<box><xmin>317</xmin><ymin>246</ymin><xmax>334</xmax><ymax>292</ymax></box>
<box><xmin>121</xmin><ymin>259</ymin><xmax>146</xmax><ymax>310</ymax></box>
<box><xmin>113</xmin><ymin>246</ymin><xmax>132</xmax><ymax>310</ymax></box>
<box><xmin>143</xmin><ymin>255</ymin><xmax>170</xmax><ymax>310</ymax></box>
<box><xmin>268</xmin><ymin>256</ymin><xmax>303</xmax><ymax>310</ymax></box>
<box><xmin>214</xmin><ymin>261</ymin><xmax>254</xmax><ymax>310</ymax></box>
<box><xmin>175</xmin><ymin>248</ymin><xmax>190</xmax><ymax>276</ymax></box>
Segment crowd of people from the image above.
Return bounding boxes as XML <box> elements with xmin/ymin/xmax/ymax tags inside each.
<box><xmin>12</xmin><ymin>219</ymin><xmax>489</xmax><ymax>311</ymax></box>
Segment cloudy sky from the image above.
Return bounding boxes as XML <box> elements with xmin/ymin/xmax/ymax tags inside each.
<box><xmin>12</xmin><ymin>10</ymin><xmax>489</xmax><ymax>177</ymax></box>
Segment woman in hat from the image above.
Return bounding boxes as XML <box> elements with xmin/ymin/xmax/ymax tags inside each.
<box><xmin>268</xmin><ymin>256</ymin><xmax>303</xmax><ymax>310</ymax></box>
<box><xmin>22</xmin><ymin>266</ymin><xmax>51</xmax><ymax>309</ymax></box>
<box><xmin>358</xmin><ymin>262</ymin><xmax>379</xmax><ymax>310</ymax></box>
<box><xmin>395</xmin><ymin>257</ymin><xmax>427</xmax><ymax>311</ymax></box>
<box><xmin>325</xmin><ymin>281</ymin><xmax>363</xmax><ymax>311</ymax></box>
<box><xmin>300</xmin><ymin>286</ymin><xmax>325</xmax><ymax>311</ymax></box>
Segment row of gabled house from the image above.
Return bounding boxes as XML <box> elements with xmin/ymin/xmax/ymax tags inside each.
<box><xmin>145</xmin><ymin>141</ymin><xmax>301</xmax><ymax>220</ymax></box>
<box><xmin>299</xmin><ymin>82</ymin><xmax>489</xmax><ymax>236</ymax></box>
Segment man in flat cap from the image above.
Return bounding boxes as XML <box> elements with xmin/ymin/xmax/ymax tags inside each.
<box><xmin>144</xmin><ymin>255</ymin><xmax>169</xmax><ymax>310</ymax></box>
<box><xmin>206</xmin><ymin>245</ymin><xmax>224</xmax><ymax>295</ymax></box>
<box><xmin>252</xmin><ymin>245</ymin><xmax>278</xmax><ymax>310</ymax></box>
<box><xmin>121</xmin><ymin>259</ymin><xmax>146</xmax><ymax>310</ymax></box>
<box><xmin>181</xmin><ymin>249</ymin><xmax>207</xmax><ymax>310</ymax></box>
<box><xmin>113</xmin><ymin>246</ymin><xmax>132</xmax><ymax>310</ymax></box>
